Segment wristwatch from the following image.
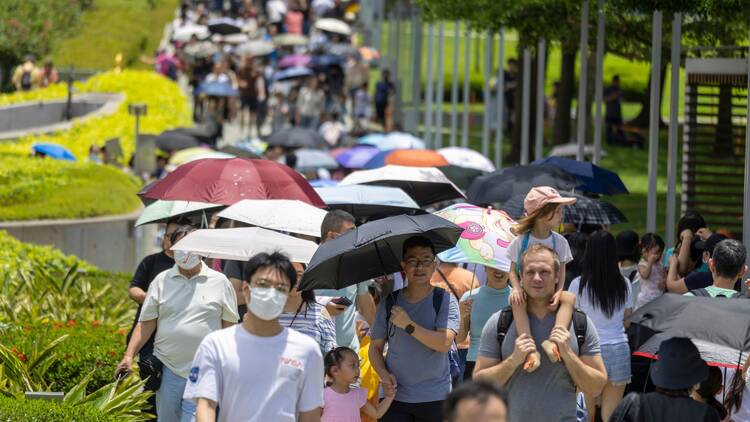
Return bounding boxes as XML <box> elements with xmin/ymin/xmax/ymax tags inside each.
<box><xmin>405</xmin><ymin>323</ymin><xmax>415</xmax><ymax>335</ymax></box>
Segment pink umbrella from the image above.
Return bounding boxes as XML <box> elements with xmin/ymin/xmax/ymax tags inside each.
<box><xmin>278</xmin><ymin>54</ymin><xmax>311</xmax><ymax>69</ymax></box>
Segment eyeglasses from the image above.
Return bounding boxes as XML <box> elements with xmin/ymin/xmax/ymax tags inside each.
<box><xmin>404</xmin><ymin>258</ymin><xmax>436</xmax><ymax>268</ymax></box>
<box><xmin>251</xmin><ymin>277</ymin><xmax>291</xmax><ymax>293</ymax></box>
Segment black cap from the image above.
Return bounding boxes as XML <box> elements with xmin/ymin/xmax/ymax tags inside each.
<box><xmin>651</xmin><ymin>337</ymin><xmax>708</xmax><ymax>390</ymax></box>
<box><xmin>616</xmin><ymin>230</ymin><xmax>639</xmax><ymax>261</ymax></box>
<box><xmin>695</xmin><ymin>234</ymin><xmax>727</xmax><ymax>257</ymax></box>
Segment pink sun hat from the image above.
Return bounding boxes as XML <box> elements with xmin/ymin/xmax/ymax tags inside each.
<box><xmin>524</xmin><ymin>186</ymin><xmax>577</xmax><ymax>214</ymax></box>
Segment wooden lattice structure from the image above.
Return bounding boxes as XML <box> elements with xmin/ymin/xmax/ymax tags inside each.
<box><xmin>682</xmin><ymin>59</ymin><xmax>748</xmax><ymax>236</ymax></box>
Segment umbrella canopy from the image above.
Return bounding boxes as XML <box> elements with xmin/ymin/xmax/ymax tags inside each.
<box><xmin>32</xmin><ymin>143</ymin><xmax>76</xmax><ymax>161</ymax></box>
<box><xmin>437</xmin><ymin>147</ymin><xmax>496</xmax><ymax>173</ymax></box>
<box><xmin>309</xmin><ymin>179</ymin><xmax>340</xmax><ymax>188</ymax></box>
<box><xmin>278</xmin><ymin>54</ymin><xmax>311</xmax><ymax>69</ymax></box>
<box><xmin>340</xmin><ymin>165</ymin><xmax>466</xmax><ymax>207</ymax></box>
<box><xmin>273</xmin><ymin>33</ymin><xmax>309</xmax><ymax>46</ymax></box>
<box><xmin>434</xmin><ymin>204</ymin><xmax>517</xmax><ymax>271</ymax></box>
<box><xmin>532</xmin><ymin>156</ymin><xmax>629</xmax><ymax>195</ymax></box>
<box><xmin>217</xmin><ymin>145</ymin><xmax>260</xmax><ymax>159</ymax></box>
<box><xmin>166</xmin><ymin>127</ymin><xmax>215</xmax><ymax>145</ymax></box>
<box><xmin>234</xmin><ymin>40</ymin><xmax>275</xmax><ymax>56</ymax></box>
<box><xmin>294</xmin><ymin>148</ymin><xmax>339</xmax><ymax>172</ymax></box>
<box><xmin>315</xmin><ymin>185</ymin><xmax>422</xmax><ymax>219</ymax></box>
<box><xmin>266</xmin><ymin>127</ymin><xmax>326</xmax><ymax>148</ymax></box>
<box><xmin>335</xmin><ymin>145</ymin><xmax>380</xmax><ymax>169</ymax></box>
<box><xmin>437</xmin><ymin>165</ymin><xmax>486</xmax><ymax>192</ymax></box>
<box><xmin>314</xmin><ymin>18</ymin><xmax>351</xmax><ymax>35</ymax></box>
<box><xmin>207</xmin><ymin>17</ymin><xmax>242</xmax><ymax>35</ymax></box>
<box><xmin>357</xmin><ymin>133</ymin><xmax>386</xmax><ymax>146</ymax></box>
<box><xmin>327</xmin><ymin>43</ymin><xmax>358</xmax><ymax>57</ymax></box>
<box><xmin>299</xmin><ymin>214</ymin><xmax>462</xmax><ymax>290</ymax></box>
<box><xmin>635</xmin><ymin>332</ymin><xmax>749</xmax><ymax>369</ymax></box>
<box><xmin>358</xmin><ymin>46</ymin><xmax>380</xmax><ymax>63</ymax></box>
<box><xmin>172</xmin><ymin>227</ymin><xmax>318</xmax><ymax>263</ymax></box>
<box><xmin>168</xmin><ymin>147</ymin><xmax>234</xmax><ymax>166</ymax></box>
<box><xmin>212</xmin><ymin>33</ymin><xmax>249</xmax><ymax>44</ymax></box>
<box><xmin>195</xmin><ymin>81</ymin><xmax>239</xmax><ymax>97</ymax></box>
<box><xmin>183</xmin><ymin>41</ymin><xmax>218</xmax><ymax>59</ymax></box>
<box><xmin>385</xmin><ymin>149</ymin><xmax>449</xmax><ymax>167</ymax></box>
<box><xmin>173</xmin><ymin>24</ymin><xmax>209</xmax><ymax>42</ymax></box>
<box><xmin>140</xmin><ymin>158</ymin><xmax>326</xmax><ymax>206</ymax></box>
<box><xmin>217</xmin><ymin>199</ymin><xmax>327</xmax><ymax>237</ymax></box>
<box><xmin>498</xmin><ymin>192</ymin><xmax>627</xmax><ymax>224</ymax></box>
<box><xmin>135</xmin><ymin>200</ymin><xmax>222</xmax><ymax>226</ymax></box>
<box><xmin>361</xmin><ymin>132</ymin><xmax>425</xmax><ymax>151</ymax></box>
<box><xmin>309</xmin><ymin>54</ymin><xmax>345</xmax><ymax>69</ymax></box>
<box><xmin>274</xmin><ymin>66</ymin><xmax>315</xmax><ymax>81</ymax></box>
<box><xmin>628</xmin><ymin>294</ymin><xmax>750</xmax><ymax>358</ymax></box>
<box><xmin>154</xmin><ymin>131</ymin><xmax>200</xmax><ymax>152</ymax></box>
<box><xmin>467</xmin><ymin>165</ymin><xmax>578</xmax><ymax>207</ymax></box>
<box><xmin>362</xmin><ymin>149</ymin><xmax>397</xmax><ymax>169</ymax></box>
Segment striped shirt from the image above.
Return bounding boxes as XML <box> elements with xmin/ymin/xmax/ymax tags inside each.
<box><xmin>278</xmin><ymin>302</ymin><xmax>337</xmax><ymax>354</ymax></box>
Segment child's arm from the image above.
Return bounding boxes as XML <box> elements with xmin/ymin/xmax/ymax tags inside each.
<box><xmin>362</xmin><ymin>386</ymin><xmax>396</xmax><ymax>419</ymax></box>
<box><xmin>508</xmin><ymin>262</ymin><xmax>530</xmax><ymax>336</ymax></box>
<box><xmin>456</xmin><ymin>299</ymin><xmax>472</xmax><ymax>344</ymax></box>
<box><xmin>638</xmin><ymin>259</ymin><xmax>653</xmax><ymax>279</ymax></box>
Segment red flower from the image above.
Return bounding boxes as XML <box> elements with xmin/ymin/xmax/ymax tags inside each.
<box><xmin>18</xmin><ymin>353</ymin><xmax>27</xmax><ymax>362</ymax></box>
<box><xmin>118</xmin><ymin>329</ymin><xmax>127</xmax><ymax>336</ymax></box>
<box><xmin>91</xmin><ymin>320</ymin><xmax>102</xmax><ymax>328</ymax></box>
<box><xmin>66</xmin><ymin>320</ymin><xmax>76</xmax><ymax>327</ymax></box>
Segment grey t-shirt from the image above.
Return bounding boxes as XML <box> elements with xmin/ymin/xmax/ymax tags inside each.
<box><xmin>478</xmin><ymin>311</ymin><xmax>601</xmax><ymax>422</ymax></box>
<box><xmin>371</xmin><ymin>288</ymin><xmax>460</xmax><ymax>403</ymax></box>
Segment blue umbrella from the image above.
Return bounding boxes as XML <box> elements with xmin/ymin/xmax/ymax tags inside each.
<box><xmin>274</xmin><ymin>66</ymin><xmax>314</xmax><ymax>81</ymax></box>
<box><xmin>196</xmin><ymin>81</ymin><xmax>239</xmax><ymax>97</ymax></box>
<box><xmin>310</xmin><ymin>179</ymin><xmax>340</xmax><ymax>188</ymax></box>
<box><xmin>309</xmin><ymin>54</ymin><xmax>344</xmax><ymax>69</ymax></box>
<box><xmin>294</xmin><ymin>148</ymin><xmax>339</xmax><ymax>172</ymax></box>
<box><xmin>32</xmin><ymin>143</ymin><xmax>76</xmax><ymax>161</ymax></box>
<box><xmin>363</xmin><ymin>149</ymin><xmax>397</xmax><ymax>169</ymax></box>
<box><xmin>314</xmin><ymin>185</ymin><xmax>422</xmax><ymax>219</ymax></box>
<box><xmin>357</xmin><ymin>133</ymin><xmax>386</xmax><ymax>146</ymax></box>
<box><xmin>531</xmin><ymin>156</ymin><xmax>629</xmax><ymax>195</ymax></box>
<box><xmin>336</xmin><ymin>145</ymin><xmax>380</xmax><ymax>169</ymax></box>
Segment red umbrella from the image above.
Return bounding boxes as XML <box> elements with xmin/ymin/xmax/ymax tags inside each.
<box><xmin>139</xmin><ymin>158</ymin><xmax>325</xmax><ymax>207</ymax></box>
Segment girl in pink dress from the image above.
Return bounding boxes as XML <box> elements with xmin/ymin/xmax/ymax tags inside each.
<box><xmin>322</xmin><ymin>347</ymin><xmax>395</xmax><ymax>422</ymax></box>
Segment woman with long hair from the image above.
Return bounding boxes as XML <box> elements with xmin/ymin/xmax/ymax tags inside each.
<box><xmin>567</xmin><ymin>231</ymin><xmax>633</xmax><ymax>422</ymax></box>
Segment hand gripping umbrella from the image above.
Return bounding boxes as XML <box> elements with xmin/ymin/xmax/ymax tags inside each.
<box><xmin>299</xmin><ymin>214</ymin><xmax>462</xmax><ymax>290</ymax></box>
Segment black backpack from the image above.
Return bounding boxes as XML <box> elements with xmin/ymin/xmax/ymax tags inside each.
<box><xmin>20</xmin><ymin>70</ymin><xmax>32</xmax><ymax>90</ymax></box>
<box><xmin>495</xmin><ymin>306</ymin><xmax>588</xmax><ymax>359</ymax></box>
<box><xmin>688</xmin><ymin>288</ymin><xmax>745</xmax><ymax>298</ymax></box>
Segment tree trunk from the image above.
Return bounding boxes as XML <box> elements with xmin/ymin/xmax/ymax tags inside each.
<box><xmin>628</xmin><ymin>62</ymin><xmax>668</xmax><ymax>128</ymax></box>
<box><xmin>554</xmin><ymin>48</ymin><xmax>576</xmax><ymax>144</ymax></box>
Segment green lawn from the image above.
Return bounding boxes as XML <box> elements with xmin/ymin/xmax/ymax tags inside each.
<box><xmin>51</xmin><ymin>0</ymin><xmax>179</xmax><ymax>70</ymax></box>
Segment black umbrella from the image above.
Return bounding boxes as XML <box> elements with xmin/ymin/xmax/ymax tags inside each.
<box><xmin>167</xmin><ymin>126</ymin><xmax>216</xmax><ymax>144</ymax></box>
<box><xmin>438</xmin><ymin>165</ymin><xmax>486</xmax><ymax>192</ymax></box>
<box><xmin>467</xmin><ymin>164</ymin><xmax>577</xmax><ymax>206</ymax></box>
<box><xmin>154</xmin><ymin>132</ymin><xmax>200</xmax><ymax>152</ymax></box>
<box><xmin>266</xmin><ymin>127</ymin><xmax>327</xmax><ymax>148</ymax></box>
<box><xmin>299</xmin><ymin>214</ymin><xmax>462</xmax><ymax>290</ymax></box>
<box><xmin>218</xmin><ymin>145</ymin><xmax>260</xmax><ymax>159</ymax></box>
<box><xmin>207</xmin><ymin>18</ymin><xmax>242</xmax><ymax>35</ymax></box>
<box><xmin>628</xmin><ymin>293</ymin><xmax>750</xmax><ymax>365</ymax></box>
<box><xmin>498</xmin><ymin>192</ymin><xmax>627</xmax><ymax>225</ymax></box>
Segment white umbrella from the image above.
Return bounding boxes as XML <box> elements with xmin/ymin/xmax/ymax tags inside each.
<box><xmin>375</xmin><ymin>132</ymin><xmax>426</xmax><ymax>150</ymax></box>
<box><xmin>295</xmin><ymin>149</ymin><xmax>339</xmax><ymax>172</ymax></box>
<box><xmin>135</xmin><ymin>200</ymin><xmax>222</xmax><ymax>226</ymax></box>
<box><xmin>437</xmin><ymin>147</ymin><xmax>496</xmax><ymax>173</ymax></box>
<box><xmin>171</xmin><ymin>227</ymin><xmax>318</xmax><ymax>263</ymax></box>
<box><xmin>235</xmin><ymin>39</ymin><xmax>275</xmax><ymax>56</ymax></box>
<box><xmin>173</xmin><ymin>24</ymin><xmax>209</xmax><ymax>42</ymax></box>
<box><xmin>315</xmin><ymin>18</ymin><xmax>351</xmax><ymax>35</ymax></box>
<box><xmin>212</xmin><ymin>33</ymin><xmax>250</xmax><ymax>44</ymax></box>
<box><xmin>217</xmin><ymin>199</ymin><xmax>327</xmax><ymax>237</ymax></box>
<box><xmin>339</xmin><ymin>165</ymin><xmax>466</xmax><ymax>206</ymax></box>
<box><xmin>312</xmin><ymin>0</ymin><xmax>335</xmax><ymax>15</ymax></box>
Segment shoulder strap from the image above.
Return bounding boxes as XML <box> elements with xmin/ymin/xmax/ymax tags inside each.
<box><xmin>496</xmin><ymin>306</ymin><xmax>514</xmax><ymax>360</ymax></box>
<box><xmin>435</xmin><ymin>268</ymin><xmax>460</xmax><ymax>300</ymax></box>
<box><xmin>628</xmin><ymin>269</ymin><xmax>638</xmax><ymax>282</ymax></box>
<box><xmin>432</xmin><ymin>287</ymin><xmax>445</xmax><ymax>320</ymax></box>
<box><xmin>572</xmin><ymin>308</ymin><xmax>588</xmax><ymax>351</ymax></box>
<box><xmin>689</xmin><ymin>288</ymin><xmax>711</xmax><ymax>297</ymax></box>
<box><xmin>385</xmin><ymin>290</ymin><xmax>400</xmax><ymax>326</ymax></box>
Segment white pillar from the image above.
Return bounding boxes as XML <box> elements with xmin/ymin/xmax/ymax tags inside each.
<box><xmin>462</xmin><ymin>28</ymin><xmax>471</xmax><ymax>148</ymax></box>
<box><xmin>534</xmin><ymin>38</ymin><xmax>547</xmax><ymax>161</ymax></box>
<box><xmin>665</xmin><ymin>13</ymin><xmax>681</xmax><ymax>246</ymax></box>
<box><xmin>434</xmin><ymin>24</ymin><xmax>446</xmax><ymax>148</ymax></box>
<box><xmin>482</xmin><ymin>31</ymin><xmax>493</xmax><ymax>157</ymax></box>
<box><xmin>424</xmin><ymin>24</ymin><xmax>436</xmax><ymax>146</ymax></box>
<box><xmin>521</xmin><ymin>48</ymin><xmax>532</xmax><ymax>165</ymax></box>
<box><xmin>576</xmin><ymin>1</ymin><xmax>589</xmax><ymax>161</ymax></box>
<box><xmin>593</xmin><ymin>0</ymin><xmax>605</xmax><ymax>164</ymax></box>
<box><xmin>450</xmin><ymin>21</ymin><xmax>460</xmax><ymax>147</ymax></box>
<box><xmin>407</xmin><ymin>10</ymin><xmax>422</xmax><ymax>134</ymax></box>
<box><xmin>495</xmin><ymin>28</ymin><xmax>505</xmax><ymax>168</ymax></box>
<box><xmin>646</xmin><ymin>10</ymin><xmax>663</xmax><ymax>233</ymax></box>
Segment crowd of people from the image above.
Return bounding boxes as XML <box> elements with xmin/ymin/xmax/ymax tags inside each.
<box><xmin>113</xmin><ymin>177</ymin><xmax>750</xmax><ymax>422</ymax></box>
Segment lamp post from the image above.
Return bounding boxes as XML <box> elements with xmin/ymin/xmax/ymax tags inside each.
<box><xmin>128</xmin><ymin>103</ymin><xmax>150</xmax><ymax>177</ymax></box>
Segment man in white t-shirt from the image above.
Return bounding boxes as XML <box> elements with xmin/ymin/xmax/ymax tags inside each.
<box><xmin>184</xmin><ymin>251</ymin><xmax>324</xmax><ymax>422</ymax></box>
<box><xmin>115</xmin><ymin>225</ymin><xmax>239</xmax><ymax>422</ymax></box>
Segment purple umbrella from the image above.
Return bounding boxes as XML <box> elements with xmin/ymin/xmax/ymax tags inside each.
<box><xmin>335</xmin><ymin>145</ymin><xmax>380</xmax><ymax>169</ymax></box>
<box><xmin>278</xmin><ymin>54</ymin><xmax>312</xmax><ymax>69</ymax></box>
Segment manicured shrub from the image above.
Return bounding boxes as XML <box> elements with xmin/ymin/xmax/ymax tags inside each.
<box><xmin>0</xmin><ymin>395</ymin><xmax>116</xmax><ymax>421</ymax></box>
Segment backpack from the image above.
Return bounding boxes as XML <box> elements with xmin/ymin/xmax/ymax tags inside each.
<box><xmin>689</xmin><ymin>288</ymin><xmax>745</xmax><ymax>298</ymax></box>
<box><xmin>495</xmin><ymin>306</ymin><xmax>588</xmax><ymax>359</ymax></box>
<box><xmin>385</xmin><ymin>287</ymin><xmax>461</xmax><ymax>382</ymax></box>
<box><xmin>20</xmin><ymin>70</ymin><xmax>32</xmax><ymax>90</ymax></box>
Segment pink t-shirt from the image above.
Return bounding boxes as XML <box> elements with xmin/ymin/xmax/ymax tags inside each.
<box><xmin>322</xmin><ymin>387</ymin><xmax>368</xmax><ymax>422</ymax></box>
<box><xmin>285</xmin><ymin>11</ymin><xmax>304</xmax><ymax>34</ymax></box>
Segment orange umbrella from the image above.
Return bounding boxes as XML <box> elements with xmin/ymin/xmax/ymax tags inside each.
<box><xmin>384</xmin><ymin>149</ymin><xmax>449</xmax><ymax>167</ymax></box>
<box><xmin>358</xmin><ymin>46</ymin><xmax>380</xmax><ymax>63</ymax></box>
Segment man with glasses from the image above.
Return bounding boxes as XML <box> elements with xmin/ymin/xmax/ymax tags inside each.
<box><xmin>116</xmin><ymin>225</ymin><xmax>239</xmax><ymax>422</ymax></box>
<box><xmin>369</xmin><ymin>236</ymin><xmax>460</xmax><ymax>421</ymax></box>
<box><xmin>125</xmin><ymin>220</ymin><xmax>180</xmax><ymax>417</ymax></box>
<box><xmin>184</xmin><ymin>252</ymin><xmax>324</xmax><ymax>422</ymax></box>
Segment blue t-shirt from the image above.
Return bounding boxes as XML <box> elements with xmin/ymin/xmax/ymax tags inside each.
<box><xmin>460</xmin><ymin>285</ymin><xmax>512</xmax><ymax>362</ymax></box>
<box><xmin>316</xmin><ymin>282</ymin><xmax>370</xmax><ymax>351</ymax></box>
<box><xmin>371</xmin><ymin>288</ymin><xmax>460</xmax><ymax>403</ymax></box>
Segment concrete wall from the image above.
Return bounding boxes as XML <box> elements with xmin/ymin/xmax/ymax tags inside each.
<box><xmin>0</xmin><ymin>211</ymin><xmax>158</xmax><ymax>274</ymax></box>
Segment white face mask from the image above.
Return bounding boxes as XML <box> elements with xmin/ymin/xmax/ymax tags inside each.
<box><xmin>248</xmin><ymin>287</ymin><xmax>288</xmax><ymax>321</ymax></box>
<box><xmin>173</xmin><ymin>250</ymin><xmax>201</xmax><ymax>270</ymax></box>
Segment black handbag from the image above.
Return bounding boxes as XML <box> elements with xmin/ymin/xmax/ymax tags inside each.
<box><xmin>139</xmin><ymin>353</ymin><xmax>164</xmax><ymax>392</ymax></box>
